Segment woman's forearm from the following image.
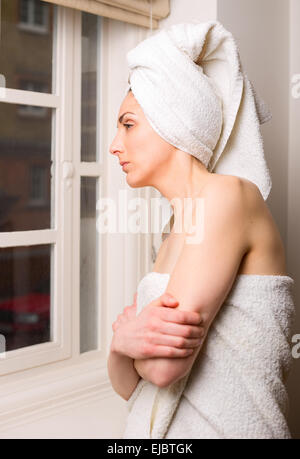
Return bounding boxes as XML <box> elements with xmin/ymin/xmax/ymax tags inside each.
<box><xmin>133</xmin><ymin>358</ymin><xmax>165</xmax><ymax>387</ymax></box>
<box><xmin>107</xmin><ymin>342</ymin><xmax>141</xmax><ymax>401</ymax></box>
<box><xmin>133</xmin><ymin>358</ymin><xmax>153</xmax><ymax>381</ymax></box>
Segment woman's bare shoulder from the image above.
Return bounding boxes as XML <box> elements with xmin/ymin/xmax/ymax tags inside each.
<box><xmin>205</xmin><ymin>174</ymin><xmax>264</xmax><ymax>211</ymax></box>
<box><xmin>208</xmin><ymin>175</ymin><xmax>287</xmax><ymax>274</ymax></box>
<box><xmin>202</xmin><ymin>174</ymin><xmax>266</xmax><ymax>250</ymax></box>
<box><xmin>207</xmin><ymin>173</ymin><xmax>258</xmax><ymax>192</ymax></box>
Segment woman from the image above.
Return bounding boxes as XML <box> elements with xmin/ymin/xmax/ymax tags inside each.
<box><xmin>107</xmin><ymin>21</ymin><xmax>295</xmax><ymax>439</ymax></box>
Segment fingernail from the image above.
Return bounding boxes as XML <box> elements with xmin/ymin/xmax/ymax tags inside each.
<box><xmin>168</xmin><ymin>297</ymin><xmax>177</xmax><ymax>303</ymax></box>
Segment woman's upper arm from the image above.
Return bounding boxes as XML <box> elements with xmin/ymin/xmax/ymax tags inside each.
<box><xmin>153</xmin><ymin>178</ymin><xmax>251</xmax><ymax>387</ymax></box>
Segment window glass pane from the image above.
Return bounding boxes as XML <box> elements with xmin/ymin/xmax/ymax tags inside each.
<box><xmin>33</xmin><ymin>1</ymin><xmax>45</xmax><ymax>26</ymax></box>
<box><xmin>20</xmin><ymin>0</ymin><xmax>29</xmax><ymax>23</ymax></box>
<box><xmin>0</xmin><ymin>244</ymin><xmax>52</xmax><ymax>352</ymax></box>
<box><xmin>80</xmin><ymin>177</ymin><xmax>99</xmax><ymax>353</ymax></box>
<box><xmin>81</xmin><ymin>13</ymin><xmax>101</xmax><ymax>162</ymax></box>
<box><xmin>0</xmin><ymin>0</ymin><xmax>54</xmax><ymax>93</ymax></box>
<box><xmin>0</xmin><ymin>102</ymin><xmax>54</xmax><ymax>231</ymax></box>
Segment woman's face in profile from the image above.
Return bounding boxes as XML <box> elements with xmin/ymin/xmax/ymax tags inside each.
<box><xmin>109</xmin><ymin>90</ymin><xmax>176</xmax><ymax>188</ymax></box>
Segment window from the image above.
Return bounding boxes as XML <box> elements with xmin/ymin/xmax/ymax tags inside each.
<box><xmin>0</xmin><ymin>0</ymin><xmax>155</xmax><ymax>432</ymax></box>
<box><xmin>29</xmin><ymin>165</ymin><xmax>48</xmax><ymax>204</ymax></box>
<box><xmin>0</xmin><ymin>245</ymin><xmax>51</xmax><ymax>352</ymax></box>
<box><xmin>0</xmin><ymin>0</ymin><xmax>60</xmax><ymax>375</ymax></box>
<box><xmin>81</xmin><ymin>12</ymin><xmax>99</xmax><ymax>162</ymax></box>
<box><xmin>0</xmin><ymin>0</ymin><xmax>107</xmax><ymax>378</ymax></box>
<box><xmin>79</xmin><ymin>13</ymin><xmax>102</xmax><ymax>353</ymax></box>
<box><xmin>18</xmin><ymin>81</ymin><xmax>49</xmax><ymax>117</ymax></box>
<box><xmin>18</xmin><ymin>0</ymin><xmax>49</xmax><ymax>34</ymax></box>
<box><xmin>0</xmin><ymin>0</ymin><xmax>170</xmax><ymax>434</ymax></box>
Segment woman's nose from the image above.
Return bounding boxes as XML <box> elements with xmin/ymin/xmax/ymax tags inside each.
<box><xmin>109</xmin><ymin>136</ymin><xmax>123</xmax><ymax>156</ymax></box>
<box><xmin>109</xmin><ymin>144</ymin><xmax>115</xmax><ymax>156</ymax></box>
<box><xmin>109</xmin><ymin>142</ymin><xmax>118</xmax><ymax>156</ymax></box>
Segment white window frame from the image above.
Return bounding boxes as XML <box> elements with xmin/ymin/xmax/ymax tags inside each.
<box><xmin>0</xmin><ymin>5</ymin><xmax>73</xmax><ymax>377</ymax></box>
<box><xmin>0</xmin><ymin>4</ymin><xmax>109</xmax><ymax>377</ymax></box>
<box><xmin>17</xmin><ymin>82</ymin><xmax>49</xmax><ymax>117</ymax></box>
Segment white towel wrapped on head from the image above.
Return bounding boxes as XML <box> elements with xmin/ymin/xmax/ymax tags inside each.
<box><xmin>126</xmin><ymin>20</ymin><xmax>272</xmax><ymax>201</ymax></box>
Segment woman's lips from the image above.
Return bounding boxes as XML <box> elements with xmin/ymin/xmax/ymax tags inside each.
<box><xmin>122</xmin><ymin>162</ymin><xmax>130</xmax><ymax>171</ymax></box>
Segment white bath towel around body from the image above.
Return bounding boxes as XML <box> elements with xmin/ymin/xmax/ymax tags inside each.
<box><xmin>123</xmin><ymin>272</ymin><xmax>296</xmax><ymax>439</ymax></box>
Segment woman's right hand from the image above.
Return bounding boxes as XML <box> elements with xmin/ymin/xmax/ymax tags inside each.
<box><xmin>111</xmin><ymin>292</ymin><xmax>205</xmax><ymax>360</ymax></box>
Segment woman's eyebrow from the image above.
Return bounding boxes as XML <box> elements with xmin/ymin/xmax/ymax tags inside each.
<box><xmin>117</xmin><ymin>112</ymin><xmax>136</xmax><ymax>127</ymax></box>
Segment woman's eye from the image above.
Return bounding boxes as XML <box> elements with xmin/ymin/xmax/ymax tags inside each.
<box><xmin>123</xmin><ymin>123</ymin><xmax>133</xmax><ymax>129</ymax></box>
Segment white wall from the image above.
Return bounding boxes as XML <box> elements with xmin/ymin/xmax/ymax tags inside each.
<box><xmin>217</xmin><ymin>0</ymin><xmax>299</xmax><ymax>438</ymax></box>
<box><xmin>287</xmin><ymin>0</ymin><xmax>300</xmax><ymax>440</ymax></box>
<box><xmin>159</xmin><ymin>0</ymin><xmax>217</xmax><ymax>26</ymax></box>
<box><xmin>217</xmin><ymin>0</ymin><xmax>290</xmax><ymax>246</ymax></box>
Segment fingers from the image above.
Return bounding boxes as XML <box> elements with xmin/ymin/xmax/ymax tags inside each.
<box><xmin>151</xmin><ymin>293</ymin><xmax>203</xmax><ymax>326</ymax></box>
<box><xmin>152</xmin><ymin>293</ymin><xmax>179</xmax><ymax>309</ymax></box>
<box><xmin>117</xmin><ymin>313</ymin><xmax>127</xmax><ymax>323</ymax></box>
<box><xmin>157</xmin><ymin>320</ymin><xmax>205</xmax><ymax>339</ymax></box>
<box><xmin>142</xmin><ymin>344</ymin><xmax>195</xmax><ymax>359</ymax></box>
<box><xmin>146</xmin><ymin>331</ymin><xmax>203</xmax><ymax>349</ymax></box>
<box><xmin>112</xmin><ymin>321</ymin><xmax>119</xmax><ymax>331</ymax></box>
<box><xmin>158</xmin><ymin>307</ymin><xmax>203</xmax><ymax>326</ymax></box>
<box><xmin>112</xmin><ymin>301</ymin><xmax>137</xmax><ymax>332</ymax></box>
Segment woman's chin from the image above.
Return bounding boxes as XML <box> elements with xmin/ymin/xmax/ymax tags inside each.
<box><xmin>126</xmin><ymin>173</ymin><xmax>146</xmax><ymax>188</ymax></box>
<box><xmin>126</xmin><ymin>178</ymin><xmax>140</xmax><ymax>188</ymax></box>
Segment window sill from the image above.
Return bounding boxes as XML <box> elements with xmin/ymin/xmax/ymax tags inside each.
<box><xmin>17</xmin><ymin>23</ymin><xmax>49</xmax><ymax>35</ymax></box>
<box><xmin>0</xmin><ymin>355</ymin><xmax>113</xmax><ymax>433</ymax></box>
